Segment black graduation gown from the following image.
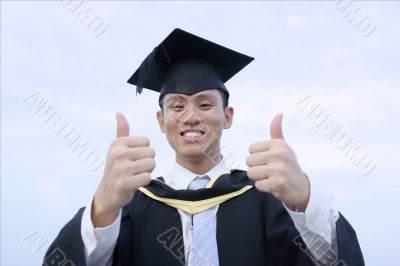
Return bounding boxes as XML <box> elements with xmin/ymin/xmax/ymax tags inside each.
<box><xmin>43</xmin><ymin>170</ymin><xmax>364</xmax><ymax>266</ymax></box>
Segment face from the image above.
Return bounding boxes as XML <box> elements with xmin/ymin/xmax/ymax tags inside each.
<box><xmin>156</xmin><ymin>89</ymin><xmax>234</xmax><ymax>164</ymax></box>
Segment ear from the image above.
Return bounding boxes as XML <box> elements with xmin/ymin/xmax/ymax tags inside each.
<box><xmin>223</xmin><ymin>106</ymin><xmax>234</xmax><ymax>129</ymax></box>
<box><xmin>156</xmin><ymin>111</ymin><xmax>166</xmax><ymax>133</ymax></box>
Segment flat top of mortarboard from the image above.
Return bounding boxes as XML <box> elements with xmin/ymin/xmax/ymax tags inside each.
<box><xmin>127</xmin><ymin>28</ymin><xmax>254</xmax><ymax>95</ymax></box>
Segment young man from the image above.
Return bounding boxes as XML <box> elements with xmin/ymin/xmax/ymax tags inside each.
<box><xmin>44</xmin><ymin>29</ymin><xmax>364</xmax><ymax>266</ymax></box>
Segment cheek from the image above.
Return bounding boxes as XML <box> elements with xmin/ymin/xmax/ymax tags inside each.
<box><xmin>165</xmin><ymin>120</ymin><xmax>178</xmax><ymax>134</ymax></box>
<box><xmin>216</xmin><ymin>110</ymin><xmax>227</xmax><ymax>125</ymax></box>
<box><xmin>164</xmin><ymin>122</ymin><xmax>179</xmax><ymax>148</ymax></box>
<box><xmin>207</xmin><ymin>113</ymin><xmax>225</xmax><ymax>134</ymax></box>
<box><xmin>163</xmin><ymin>113</ymin><xmax>179</xmax><ymax>128</ymax></box>
<box><xmin>163</xmin><ymin>116</ymin><xmax>182</xmax><ymax>143</ymax></box>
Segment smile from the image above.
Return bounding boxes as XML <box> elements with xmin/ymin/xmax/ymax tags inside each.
<box><xmin>180</xmin><ymin>129</ymin><xmax>206</xmax><ymax>142</ymax></box>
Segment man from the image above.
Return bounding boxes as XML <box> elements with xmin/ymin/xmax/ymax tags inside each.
<box><xmin>44</xmin><ymin>28</ymin><xmax>364</xmax><ymax>266</ymax></box>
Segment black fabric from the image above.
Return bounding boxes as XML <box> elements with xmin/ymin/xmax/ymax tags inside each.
<box><xmin>44</xmin><ymin>170</ymin><xmax>364</xmax><ymax>266</ymax></box>
<box><xmin>43</xmin><ymin>208</ymin><xmax>86</xmax><ymax>266</ymax></box>
<box><xmin>143</xmin><ymin>169</ymin><xmax>253</xmax><ymax>201</ymax></box>
<box><xmin>336</xmin><ymin>213</ymin><xmax>365</xmax><ymax>265</ymax></box>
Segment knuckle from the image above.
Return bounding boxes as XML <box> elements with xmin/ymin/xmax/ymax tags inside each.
<box><xmin>132</xmin><ymin>158</ymin><xmax>155</xmax><ymax>173</ymax></box>
<box><xmin>135</xmin><ymin>173</ymin><xmax>152</xmax><ymax>187</ymax></box>
<box><xmin>140</xmin><ymin>137</ymin><xmax>150</xmax><ymax>146</ymax></box>
<box><xmin>247</xmin><ymin>167</ymin><xmax>255</xmax><ymax>179</ymax></box>
<box><xmin>248</xmin><ymin>144</ymin><xmax>256</xmax><ymax>153</ymax></box>
<box><xmin>142</xmin><ymin>172</ymin><xmax>152</xmax><ymax>183</ymax></box>
<box><xmin>110</xmin><ymin>137</ymin><xmax>122</xmax><ymax>147</ymax></box>
<box><xmin>147</xmin><ymin>158</ymin><xmax>156</xmax><ymax>170</ymax></box>
<box><xmin>126</xmin><ymin>162</ymin><xmax>137</xmax><ymax>173</ymax></box>
<box><xmin>275</xmin><ymin>178</ymin><xmax>286</xmax><ymax>190</ymax></box>
<box><xmin>259</xmin><ymin>152</ymin><xmax>269</xmax><ymax>164</ymax></box>
<box><xmin>110</xmin><ymin>147</ymin><xmax>125</xmax><ymax>159</ymax></box>
<box><xmin>272</xmin><ymin>165</ymin><xmax>286</xmax><ymax>177</ymax></box>
<box><xmin>278</xmin><ymin>164</ymin><xmax>289</xmax><ymax>176</ymax></box>
<box><xmin>273</xmin><ymin>150</ymin><xmax>287</xmax><ymax>160</ymax></box>
<box><xmin>115</xmin><ymin>177</ymin><xmax>127</xmax><ymax>191</ymax></box>
<box><xmin>128</xmin><ymin>137</ymin><xmax>149</xmax><ymax>147</ymax></box>
<box><xmin>245</xmin><ymin>155</ymin><xmax>252</xmax><ymax>166</ymax></box>
<box><xmin>148</xmin><ymin>147</ymin><xmax>156</xmax><ymax>158</ymax></box>
<box><xmin>250</xmin><ymin>142</ymin><xmax>268</xmax><ymax>153</ymax></box>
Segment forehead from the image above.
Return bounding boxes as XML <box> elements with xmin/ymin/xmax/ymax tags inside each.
<box><xmin>163</xmin><ymin>89</ymin><xmax>222</xmax><ymax>103</ymax></box>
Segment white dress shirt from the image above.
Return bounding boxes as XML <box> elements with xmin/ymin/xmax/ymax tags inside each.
<box><xmin>81</xmin><ymin>160</ymin><xmax>339</xmax><ymax>266</ymax></box>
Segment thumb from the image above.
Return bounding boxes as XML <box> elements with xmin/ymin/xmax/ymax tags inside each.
<box><xmin>270</xmin><ymin>113</ymin><xmax>284</xmax><ymax>139</ymax></box>
<box><xmin>116</xmin><ymin>112</ymin><xmax>130</xmax><ymax>137</ymax></box>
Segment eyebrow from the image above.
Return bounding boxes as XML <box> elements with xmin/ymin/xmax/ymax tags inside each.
<box><xmin>163</xmin><ymin>95</ymin><xmax>185</xmax><ymax>106</ymax></box>
<box><xmin>193</xmin><ymin>93</ymin><xmax>218</xmax><ymax>102</ymax></box>
<box><xmin>164</xmin><ymin>92</ymin><xmax>218</xmax><ymax>104</ymax></box>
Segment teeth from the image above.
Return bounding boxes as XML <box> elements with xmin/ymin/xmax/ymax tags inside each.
<box><xmin>184</xmin><ymin>131</ymin><xmax>202</xmax><ymax>137</ymax></box>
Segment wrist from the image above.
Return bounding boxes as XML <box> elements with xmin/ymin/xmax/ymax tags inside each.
<box><xmin>91</xmin><ymin>196</ymin><xmax>120</xmax><ymax>228</ymax></box>
<box><xmin>295</xmin><ymin>174</ymin><xmax>310</xmax><ymax>212</ymax></box>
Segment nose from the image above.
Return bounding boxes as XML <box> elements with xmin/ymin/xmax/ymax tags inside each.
<box><xmin>181</xmin><ymin>105</ymin><xmax>202</xmax><ymax>126</ymax></box>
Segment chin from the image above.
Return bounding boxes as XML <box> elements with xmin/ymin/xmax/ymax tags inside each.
<box><xmin>178</xmin><ymin>144</ymin><xmax>222</xmax><ymax>163</ymax></box>
<box><xmin>176</xmin><ymin>147</ymin><xmax>210</xmax><ymax>161</ymax></box>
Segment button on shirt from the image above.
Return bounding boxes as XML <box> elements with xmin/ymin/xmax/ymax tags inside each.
<box><xmin>81</xmin><ymin>161</ymin><xmax>339</xmax><ymax>266</ymax></box>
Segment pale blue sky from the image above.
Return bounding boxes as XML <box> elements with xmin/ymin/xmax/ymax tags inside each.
<box><xmin>2</xmin><ymin>1</ymin><xmax>399</xmax><ymax>265</ymax></box>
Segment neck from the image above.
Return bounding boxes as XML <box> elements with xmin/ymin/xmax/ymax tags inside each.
<box><xmin>176</xmin><ymin>154</ymin><xmax>222</xmax><ymax>175</ymax></box>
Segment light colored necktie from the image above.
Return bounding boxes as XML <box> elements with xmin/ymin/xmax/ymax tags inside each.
<box><xmin>188</xmin><ymin>176</ymin><xmax>220</xmax><ymax>266</ymax></box>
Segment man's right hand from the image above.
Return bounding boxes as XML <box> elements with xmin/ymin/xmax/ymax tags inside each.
<box><xmin>92</xmin><ymin>112</ymin><xmax>155</xmax><ymax>227</ymax></box>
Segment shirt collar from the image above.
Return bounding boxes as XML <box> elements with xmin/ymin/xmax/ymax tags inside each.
<box><xmin>164</xmin><ymin>159</ymin><xmax>229</xmax><ymax>190</ymax></box>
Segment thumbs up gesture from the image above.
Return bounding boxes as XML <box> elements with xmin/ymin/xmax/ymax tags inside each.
<box><xmin>246</xmin><ymin>113</ymin><xmax>310</xmax><ymax>212</ymax></box>
<box><xmin>92</xmin><ymin>113</ymin><xmax>155</xmax><ymax>227</ymax></box>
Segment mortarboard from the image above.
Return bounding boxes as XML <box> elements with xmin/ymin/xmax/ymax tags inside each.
<box><xmin>127</xmin><ymin>28</ymin><xmax>254</xmax><ymax>101</ymax></box>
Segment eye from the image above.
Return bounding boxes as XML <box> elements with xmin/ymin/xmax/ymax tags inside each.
<box><xmin>171</xmin><ymin>104</ymin><xmax>184</xmax><ymax>111</ymax></box>
<box><xmin>199</xmin><ymin>103</ymin><xmax>212</xmax><ymax>110</ymax></box>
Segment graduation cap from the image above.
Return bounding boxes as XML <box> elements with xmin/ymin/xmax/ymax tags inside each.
<box><xmin>127</xmin><ymin>28</ymin><xmax>254</xmax><ymax>102</ymax></box>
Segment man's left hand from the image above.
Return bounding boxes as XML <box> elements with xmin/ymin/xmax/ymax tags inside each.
<box><xmin>246</xmin><ymin>113</ymin><xmax>310</xmax><ymax>212</ymax></box>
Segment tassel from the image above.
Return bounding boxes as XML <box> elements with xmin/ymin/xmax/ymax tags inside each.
<box><xmin>136</xmin><ymin>45</ymin><xmax>163</xmax><ymax>95</ymax></box>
